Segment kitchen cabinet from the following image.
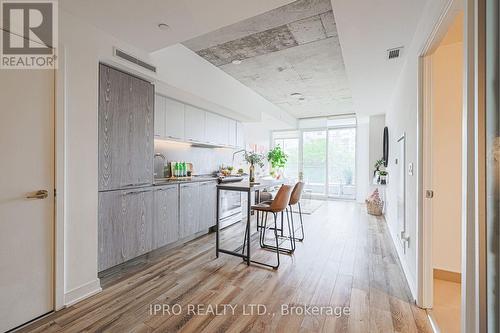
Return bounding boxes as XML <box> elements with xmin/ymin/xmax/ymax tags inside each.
<box><xmin>206</xmin><ymin>112</ymin><xmax>229</xmax><ymax>145</ymax></box>
<box><xmin>153</xmin><ymin>185</ymin><xmax>179</xmax><ymax>248</ymax></box>
<box><xmin>184</xmin><ymin>105</ymin><xmax>206</xmax><ymax>143</ymax></box>
<box><xmin>236</xmin><ymin>122</ymin><xmax>245</xmax><ymax>149</ymax></box>
<box><xmin>165</xmin><ymin>97</ymin><xmax>185</xmax><ymax>140</ymax></box>
<box><xmin>98</xmin><ymin>187</ymin><xmax>154</xmax><ymax>271</ymax></box>
<box><xmin>154</xmin><ymin>94</ymin><xmax>166</xmax><ymax>137</ymax></box>
<box><xmin>179</xmin><ymin>182</ymin><xmax>201</xmax><ymax>238</ymax></box>
<box><xmin>199</xmin><ymin>181</ymin><xmax>217</xmax><ymax>230</ymax></box>
<box><xmin>98</xmin><ymin>64</ymin><xmax>154</xmax><ymax>191</ymax></box>
<box><xmin>228</xmin><ymin>119</ymin><xmax>237</xmax><ymax>147</ymax></box>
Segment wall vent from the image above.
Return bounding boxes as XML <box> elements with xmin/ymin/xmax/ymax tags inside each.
<box><xmin>113</xmin><ymin>48</ymin><xmax>157</xmax><ymax>73</ymax></box>
<box><xmin>387</xmin><ymin>47</ymin><xmax>403</xmax><ymax>60</ymax></box>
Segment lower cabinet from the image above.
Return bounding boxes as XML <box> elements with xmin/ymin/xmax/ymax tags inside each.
<box><xmin>98</xmin><ymin>187</ymin><xmax>154</xmax><ymax>271</ymax></box>
<box><xmin>153</xmin><ymin>185</ymin><xmax>179</xmax><ymax>249</ymax></box>
<box><xmin>199</xmin><ymin>181</ymin><xmax>217</xmax><ymax>230</ymax></box>
<box><xmin>99</xmin><ymin>180</ymin><xmax>218</xmax><ymax>271</ymax></box>
<box><xmin>179</xmin><ymin>182</ymin><xmax>201</xmax><ymax>238</ymax></box>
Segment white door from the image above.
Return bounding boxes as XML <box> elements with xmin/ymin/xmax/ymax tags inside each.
<box><xmin>0</xmin><ymin>68</ymin><xmax>54</xmax><ymax>331</ymax></box>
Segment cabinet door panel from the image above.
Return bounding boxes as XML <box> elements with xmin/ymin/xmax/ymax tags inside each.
<box><xmin>130</xmin><ymin>77</ymin><xmax>154</xmax><ymax>187</ymax></box>
<box><xmin>98</xmin><ymin>190</ymin><xmax>123</xmax><ymax>271</ymax></box>
<box><xmin>154</xmin><ymin>94</ymin><xmax>166</xmax><ymax>137</ymax></box>
<box><xmin>228</xmin><ymin>119</ymin><xmax>237</xmax><ymax>147</ymax></box>
<box><xmin>184</xmin><ymin>105</ymin><xmax>206</xmax><ymax>142</ymax></box>
<box><xmin>98</xmin><ymin>188</ymin><xmax>153</xmax><ymax>271</ymax></box>
<box><xmin>165</xmin><ymin>97</ymin><xmax>185</xmax><ymax>140</ymax></box>
<box><xmin>153</xmin><ymin>185</ymin><xmax>179</xmax><ymax>248</ymax></box>
<box><xmin>199</xmin><ymin>181</ymin><xmax>216</xmax><ymax>230</ymax></box>
<box><xmin>122</xmin><ymin>188</ymin><xmax>154</xmax><ymax>262</ymax></box>
<box><xmin>179</xmin><ymin>183</ymin><xmax>200</xmax><ymax>238</ymax></box>
<box><xmin>98</xmin><ymin>64</ymin><xmax>154</xmax><ymax>190</ymax></box>
<box><xmin>236</xmin><ymin>122</ymin><xmax>245</xmax><ymax>149</ymax></box>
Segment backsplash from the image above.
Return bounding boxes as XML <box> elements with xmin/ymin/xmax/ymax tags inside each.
<box><xmin>154</xmin><ymin>140</ymin><xmax>247</xmax><ymax>177</ymax></box>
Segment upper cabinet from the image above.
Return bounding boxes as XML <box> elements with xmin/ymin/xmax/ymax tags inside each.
<box><xmin>154</xmin><ymin>93</ymin><xmax>244</xmax><ymax>148</ymax></box>
<box><xmin>228</xmin><ymin>119</ymin><xmax>237</xmax><ymax>147</ymax></box>
<box><xmin>184</xmin><ymin>105</ymin><xmax>206</xmax><ymax>143</ymax></box>
<box><xmin>164</xmin><ymin>97</ymin><xmax>185</xmax><ymax>140</ymax></box>
<box><xmin>98</xmin><ymin>64</ymin><xmax>154</xmax><ymax>191</ymax></box>
<box><xmin>154</xmin><ymin>94</ymin><xmax>165</xmax><ymax>137</ymax></box>
<box><xmin>236</xmin><ymin>121</ymin><xmax>245</xmax><ymax>149</ymax></box>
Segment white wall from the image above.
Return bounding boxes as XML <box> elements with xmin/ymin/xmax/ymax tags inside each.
<box><xmin>356</xmin><ymin>116</ymin><xmax>370</xmax><ymax>202</ymax></box>
<box><xmin>384</xmin><ymin>0</ymin><xmax>454</xmax><ymax>298</ymax></box>
<box><xmin>431</xmin><ymin>41</ymin><xmax>463</xmax><ymax>274</ymax></box>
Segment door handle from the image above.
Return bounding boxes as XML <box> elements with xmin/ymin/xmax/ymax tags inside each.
<box><xmin>26</xmin><ymin>190</ymin><xmax>49</xmax><ymax>199</ymax></box>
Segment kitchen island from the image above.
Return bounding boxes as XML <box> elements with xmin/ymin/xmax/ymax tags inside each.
<box><xmin>215</xmin><ymin>179</ymin><xmax>287</xmax><ymax>269</ymax></box>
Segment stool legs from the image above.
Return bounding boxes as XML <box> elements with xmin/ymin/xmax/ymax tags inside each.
<box><xmin>289</xmin><ymin>202</ymin><xmax>305</xmax><ymax>242</ymax></box>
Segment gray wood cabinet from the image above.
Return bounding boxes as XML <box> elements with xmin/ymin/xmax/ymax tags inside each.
<box><xmin>184</xmin><ymin>105</ymin><xmax>206</xmax><ymax>143</ymax></box>
<box><xmin>165</xmin><ymin>97</ymin><xmax>185</xmax><ymax>140</ymax></box>
<box><xmin>98</xmin><ymin>187</ymin><xmax>154</xmax><ymax>271</ymax></box>
<box><xmin>179</xmin><ymin>182</ymin><xmax>200</xmax><ymax>238</ymax></box>
<box><xmin>98</xmin><ymin>64</ymin><xmax>154</xmax><ymax>191</ymax></box>
<box><xmin>154</xmin><ymin>94</ymin><xmax>166</xmax><ymax>137</ymax></box>
<box><xmin>153</xmin><ymin>185</ymin><xmax>179</xmax><ymax>248</ymax></box>
<box><xmin>199</xmin><ymin>181</ymin><xmax>217</xmax><ymax>230</ymax></box>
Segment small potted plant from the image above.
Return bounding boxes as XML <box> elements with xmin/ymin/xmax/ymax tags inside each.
<box><xmin>379</xmin><ymin>170</ymin><xmax>388</xmax><ymax>184</ymax></box>
<box><xmin>374</xmin><ymin>159</ymin><xmax>385</xmax><ymax>176</ymax></box>
<box><xmin>267</xmin><ymin>145</ymin><xmax>288</xmax><ymax>179</ymax></box>
<box><xmin>244</xmin><ymin>151</ymin><xmax>265</xmax><ymax>183</ymax></box>
<box><xmin>237</xmin><ymin>168</ymin><xmax>244</xmax><ymax>175</ymax></box>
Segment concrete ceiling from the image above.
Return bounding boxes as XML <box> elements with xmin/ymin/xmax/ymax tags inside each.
<box><xmin>59</xmin><ymin>0</ymin><xmax>295</xmax><ymax>52</ymax></box>
<box><xmin>183</xmin><ymin>0</ymin><xmax>353</xmax><ymax>119</ymax></box>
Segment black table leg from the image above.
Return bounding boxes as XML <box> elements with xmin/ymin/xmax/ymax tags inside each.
<box><xmin>246</xmin><ymin>190</ymin><xmax>251</xmax><ymax>265</ymax></box>
<box><xmin>216</xmin><ymin>187</ymin><xmax>220</xmax><ymax>258</ymax></box>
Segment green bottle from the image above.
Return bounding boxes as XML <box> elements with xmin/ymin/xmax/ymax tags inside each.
<box><xmin>182</xmin><ymin>162</ymin><xmax>186</xmax><ymax>177</ymax></box>
<box><xmin>174</xmin><ymin>162</ymin><xmax>179</xmax><ymax>177</ymax></box>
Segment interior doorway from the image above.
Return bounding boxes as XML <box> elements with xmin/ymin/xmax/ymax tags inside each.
<box><xmin>421</xmin><ymin>10</ymin><xmax>464</xmax><ymax>333</ymax></box>
<box><xmin>0</xmin><ymin>66</ymin><xmax>55</xmax><ymax>331</ymax></box>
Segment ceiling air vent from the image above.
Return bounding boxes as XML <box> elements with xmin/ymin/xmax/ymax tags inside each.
<box><xmin>387</xmin><ymin>47</ymin><xmax>403</xmax><ymax>60</ymax></box>
<box><xmin>113</xmin><ymin>48</ymin><xmax>157</xmax><ymax>73</ymax></box>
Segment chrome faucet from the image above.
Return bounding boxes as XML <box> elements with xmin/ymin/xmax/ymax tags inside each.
<box><xmin>153</xmin><ymin>153</ymin><xmax>166</xmax><ymax>177</ymax></box>
<box><xmin>232</xmin><ymin>149</ymin><xmax>246</xmax><ymax>168</ymax></box>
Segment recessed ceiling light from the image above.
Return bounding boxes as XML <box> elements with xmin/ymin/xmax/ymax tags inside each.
<box><xmin>158</xmin><ymin>23</ymin><xmax>170</xmax><ymax>31</ymax></box>
<box><xmin>290</xmin><ymin>92</ymin><xmax>303</xmax><ymax>99</ymax></box>
<box><xmin>231</xmin><ymin>59</ymin><xmax>242</xmax><ymax>65</ymax></box>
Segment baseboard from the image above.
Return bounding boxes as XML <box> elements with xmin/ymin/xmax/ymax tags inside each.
<box><xmin>433</xmin><ymin>268</ymin><xmax>461</xmax><ymax>283</ymax></box>
<box><xmin>385</xmin><ymin>217</ymin><xmax>417</xmax><ymax>301</ymax></box>
<box><xmin>64</xmin><ymin>278</ymin><xmax>102</xmax><ymax>306</ymax></box>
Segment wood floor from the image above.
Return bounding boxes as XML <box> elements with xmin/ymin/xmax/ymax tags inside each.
<box><xmin>19</xmin><ymin>201</ymin><xmax>433</xmax><ymax>333</ymax></box>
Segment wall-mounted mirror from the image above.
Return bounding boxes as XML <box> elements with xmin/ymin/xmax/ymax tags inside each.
<box><xmin>383</xmin><ymin>126</ymin><xmax>389</xmax><ymax>167</ymax></box>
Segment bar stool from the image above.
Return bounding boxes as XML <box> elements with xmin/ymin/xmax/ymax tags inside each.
<box><xmin>288</xmin><ymin>182</ymin><xmax>305</xmax><ymax>241</ymax></box>
<box><xmin>245</xmin><ymin>184</ymin><xmax>293</xmax><ymax>269</ymax></box>
<box><xmin>255</xmin><ymin>184</ymin><xmax>296</xmax><ymax>255</ymax></box>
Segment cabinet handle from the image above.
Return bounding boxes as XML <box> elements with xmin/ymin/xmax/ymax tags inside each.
<box><xmin>123</xmin><ymin>182</ymin><xmax>150</xmax><ymax>188</ymax></box>
<box><xmin>123</xmin><ymin>189</ymin><xmax>151</xmax><ymax>195</ymax></box>
<box><xmin>167</xmin><ymin>135</ymin><xmax>181</xmax><ymax>140</ymax></box>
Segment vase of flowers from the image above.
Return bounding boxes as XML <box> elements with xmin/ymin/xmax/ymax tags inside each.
<box><xmin>267</xmin><ymin>145</ymin><xmax>288</xmax><ymax>179</ymax></box>
<box><xmin>244</xmin><ymin>151</ymin><xmax>265</xmax><ymax>183</ymax></box>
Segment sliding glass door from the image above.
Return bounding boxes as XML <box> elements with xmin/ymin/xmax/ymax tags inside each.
<box><xmin>272</xmin><ymin>116</ymin><xmax>357</xmax><ymax>200</ymax></box>
<box><xmin>328</xmin><ymin>127</ymin><xmax>356</xmax><ymax>199</ymax></box>
<box><xmin>302</xmin><ymin>130</ymin><xmax>327</xmax><ymax>195</ymax></box>
<box><xmin>273</xmin><ymin>136</ymin><xmax>300</xmax><ymax>181</ymax></box>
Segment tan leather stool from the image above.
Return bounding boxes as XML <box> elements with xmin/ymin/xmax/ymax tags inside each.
<box><xmin>246</xmin><ymin>184</ymin><xmax>293</xmax><ymax>269</ymax></box>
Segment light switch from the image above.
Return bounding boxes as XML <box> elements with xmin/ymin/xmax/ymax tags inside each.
<box><xmin>408</xmin><ymin>163</ymin><xmax>414</xmax><ymax>176</ymax></box>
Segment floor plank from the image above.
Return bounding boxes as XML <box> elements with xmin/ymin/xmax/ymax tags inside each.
<box><xmin>17</xmin><ymin>201</ymin><xmax>432</xmax><ymax>333</ymax></box>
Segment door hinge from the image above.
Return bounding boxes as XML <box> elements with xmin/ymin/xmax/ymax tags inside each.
<box><xmin>425</xmin><ymin>190</ymin><xmax>434</xmax><ymax>198</ymax></box>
